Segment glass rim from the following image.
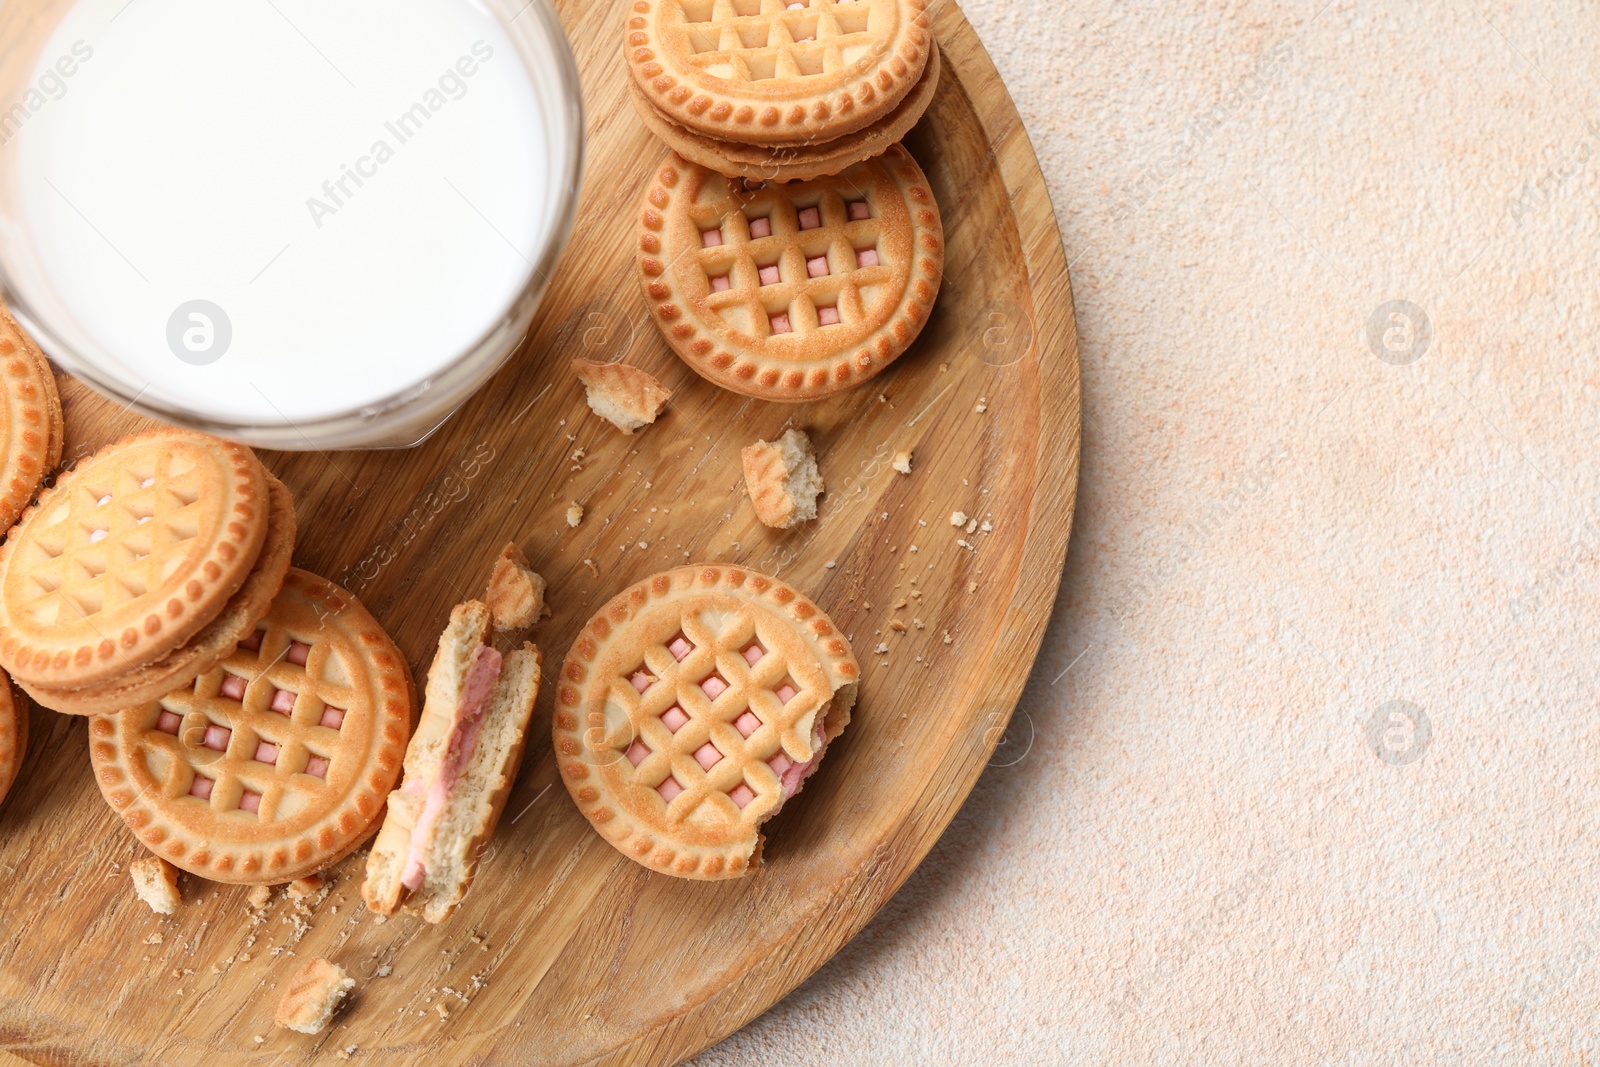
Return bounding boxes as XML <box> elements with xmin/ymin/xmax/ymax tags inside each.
<box><xmin>0</xmin><ymin>0</ymin><xmax>585</xmax><ymax>449</ymax></box>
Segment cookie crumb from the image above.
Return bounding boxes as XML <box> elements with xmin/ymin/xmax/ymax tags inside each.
<box><xmin>572</xmin><ymin>359</ymin><xmax>670</xmax><ymax>434</ymax></box>
<box><xmin>143</xmin><ymin>932</ymin><xmax>164</xmax><ymax>945</ymax></box>
<box><xmin>377</xmin><ymin>964</ymin><xmax>393</xmax><ymax>977</ymax></box>
<box><xmin>485</xmin><ymin>542</ymin><xmax>547</xmax><ymax>630</ymax></box>
<box><xmin>967</xmin><ymin>581</ymin><xmax>978</xmax><ymax>593</ymax></box>
<box><xmin>253</xmin><ymin>1035</ymin><xmax>266</xmax><ymax>1045</ymax></box>
<box><xmin>874</xmin><ymin>642</ymin><xmax>889</xmax><ymax>654</ymax></box>
<box><xmin>130</xmin><ymin>856</ymin><xmax>181</xmax><ymax>915</ymax></box>
<box><xmin>891</xmin><ymin>449</ymin><xmax>913</xmax><ymax>474</ymax></box>
<box><xmin>566</xmin><ymin>503</ymin><xmax>584</xmax><ymax>527</ymax></box>
<box><xmin>824</xmin><ymin>560</ymin><xmax>836</xmax><ymax>569</ymax></box>
<box><xmin>275</xmin><ymin>958</ymin><xmax>355</xmax><ymax>1035</ymax></box>
<box><xmin>435</xmin><ymin>1003</ymin><xmax>451</xmax><ymax>1021</ymax></box>
<box><xmin>889</xmin><ymin>620</ymin><xmax>906</xmax><ymax>632</ymax></box>
<box><xmin>742</xmin><ymin>429</ymin><xmax>823</xmax><ymax>529</ymax></box>
<box><xmin>287</xmin><ymin>874</ymin><xmax>323</xmax><ymax>901</ymax></box>
<box><xmin>975</xmin><ymin>397</ymin><xmax>988</xmax><ymax>414</ymax></box>
<box><xmin>950</xmin><ymin>511</ymin><xmax>968</xmax><ymax>527</ymax></box>
<box><xmin>247</xmin><ymin>885</ymin><xmax>272</xmax><ymax>910</ymax></box>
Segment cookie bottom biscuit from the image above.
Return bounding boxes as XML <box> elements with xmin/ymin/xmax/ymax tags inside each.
<box><xmin>628</xmin><ymin>44</ymin><xmax>940</xmax><ymax>183</ymax></box>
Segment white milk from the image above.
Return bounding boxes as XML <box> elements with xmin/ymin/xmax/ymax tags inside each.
<box><xmin>0</xmin><ymin>0</ymin><xmax>561</xmax><ymax>427</ymax></box>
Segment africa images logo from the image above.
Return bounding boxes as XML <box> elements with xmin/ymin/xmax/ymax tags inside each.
<box><xmin>305</xmin><ymin>40</ymin><xmax>495</xmax><ymax>228</ymax></box>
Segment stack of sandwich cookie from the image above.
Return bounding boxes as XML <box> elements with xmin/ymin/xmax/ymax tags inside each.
<box><xmin>554</xmin><ymin>564</ymin><xmax>858</xmax><ymax>879</ymax></box>
<box><xmin>88</xmin><ymin>569</ymin><xmax>415</xmax><ymax>883</ymax></box>
<box><xmin>626</xmin><ymin>0</ymin><xmax>937</xmax><ymax>182</ymax></box>
<box><xmin>637</xmin><ymin>144</ymin><xmax>943</xmax><ymax>399</ymax></box>
<box><xmin>364</xmin><ymin>548</ymin><xmax>544</xmax><ymax>923</ymax></box>
<box><xmin>0</xmin><ymin>428</ymin><xmax>295</xmax><ymax>716</ymax></box>
<box><xmin>0</xmin><ymin>308</ymin><xmax>63</xmax><ymax>533</ymax></box>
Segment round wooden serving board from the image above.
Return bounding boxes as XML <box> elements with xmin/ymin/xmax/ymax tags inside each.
<box><xmin>0</xmin><ymin>1</ymin><xmax>1080</xmax><ymax>1064</ymax></box>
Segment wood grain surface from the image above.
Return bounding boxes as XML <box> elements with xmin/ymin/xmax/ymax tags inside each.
<box><xmin>0</xmin><ymin>1</ymin><xmax>1080</xmax><ymax>1063</ymax></box>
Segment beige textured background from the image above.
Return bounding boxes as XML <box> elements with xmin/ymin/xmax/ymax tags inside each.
<box><xmin>694</xmin><ymin>0</ymin><xmax>1600</xmax><ymax>1063</ymax></box>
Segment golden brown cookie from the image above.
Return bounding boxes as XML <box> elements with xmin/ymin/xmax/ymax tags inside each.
<box><xmin>21</xmin><ymin>474</ymin><xmax>296</xmax><ymax>716</ymax></box>
<box><xmin>628</xmin><ymin>41</ymin><xmax>940</xmax><ymax>181</ymax></box>
<box><xmin>0</xmin><ymin>309</ymin><xmax>63</xmax><ymax>534</ymax></box>
<box><xmin>554</xmin><ymin>564</ymin><xmax>858</xmax><ymax>880</ymax></box>
<box><xmin>572</xmin><ymin>358</ymin><xmax>672</xmax><ymax>435</ymax></box>
<box><xmin>637</xmin><ymin>143</ymin><xmax>943</xmax><ymax>400</ymax></box>
<box><xmin>625</xmin><ymin>0</ymin><xmax>931</xmax><ymax>147</ymax></box>
<box><xmin>0</xmin><ymin>673</ymin><xmax>26</xmax><ymax>809</ymax></box>
<box><xmin>87</xmin><ymin>569</ymin><xmax>414</xmax><ymax>884</ymax></box>
<box><xmin>0</xmin><ymin>428</ymin><xmax>269</xmax><ymax>690</ymax></box>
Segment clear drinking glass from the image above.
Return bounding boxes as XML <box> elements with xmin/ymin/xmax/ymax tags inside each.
<box><xmin>0</xmin><ymin>0</ymin><xmax>583</xmax><ymax>449</ymax></box>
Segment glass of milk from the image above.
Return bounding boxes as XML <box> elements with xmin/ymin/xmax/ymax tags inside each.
<box><xmin>0</xmin><ymin>0</ymin><xmax>583</xmax><ymax>449</ymax></box>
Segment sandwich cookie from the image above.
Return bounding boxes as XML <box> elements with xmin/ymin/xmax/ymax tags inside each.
<box><xmin>626</xmin><ymin>0</ymin><xmax>933</xmax><ymax>148</ymax></box>
<box><xmin>363</xmin><ymin>600</ymin><xmax>542</xmax><ymax>922</ymax></box>
<box><xmin>637</xmin><ymin>144</ymin><xmax>943</xmax><ymax>400</ymax></box>
<box><xmin>20</xmin><ymin>473</ymin><xmax>296</xmax><ymax>716</ymax></box>
<box><xmin>0</xmin><ymin>428</ymin><xmax>270</xmax><ymax>693</ymax></box>
<box><xmin>0</xmin><ymin>308</ymin><xmax>63</xmax><ymax>534</ymax></box>
<box><xmin>628</xmin><ymin>41</ymin><xmax>940</xmax><ymax>182</ymax></box>
<box><xmin>88</xmin><ymin>569</ymin><xmax>414</xmax><ymax>884</ymax></box>
<box><xmin>555</xmin><ymin>565</ymin><xmax>858</xmax><ymax>880</ymax></box>
<box><xmin>0</xmin><ymin>674</ymin><xmax>25</xmax><ymax>809</ymax></box>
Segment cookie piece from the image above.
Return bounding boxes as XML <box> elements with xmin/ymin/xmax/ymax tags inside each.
<box><xmin>130</xmin><ymin>855</ymin><xmax>181</xmax><ymax>914</ymax></box>
<box><xmin>637</xmin><ymin>144</ymin><xmax>943</xmax><ymax>400</ymax></box>
<box><xmin>485</xmin><ymin>543</ymin><xmax>545</xmax><ymax>631</ymax></box>
<box><xmin>742</xmin><ymin>428</ymin><xmax>823</xmax><ymax>529</ymax></box>
<box><xmin>21</xmin><ymin>473</ymin><xmax>297</xmax><ymax>716</ymax></box>
<box><xmin>363</xmin><ymin>601</ymin><xmax>542</xmax><ymax>923</ymax></box>
<box><xmin>554</xmin><ymin>565</ymin><xmax>858</xmax><ymax>880</ymax></box>
<box><xmin>0</xmin><ymin>674</ymin><xmax>25</xmax><ymax>809</ymax></box>
<box><xmin>274</xmin><ymin>958</ymin><xmax>354</xmax><ymax>1034</ymax></box>
<box><xmin>627</xmin><ymin>41</ymin><xmax>940</xmax><ymax>181</ymax></box>
<box><xmin>87</xmin><ymin>569</ymin><xmax>415</xmax><ymax>884</ymax></box>
<box><xmin>0</xmin><ymin>308</ymin><xmax>63</xmax><ymax>534</ymax></box>
<box><xmin>625</xmin><ymin>0</ymin><xmax>932</xmax><ymax>147</ymax></box>
<box><xmin>0</xmin><ymin>428</ymin><xmax>270</xmax><ymax>690</ymax></box>
<box><xmin>572</xmin><ymin>359</ymin><xmax>671</xmax><ymax>434</ymax></box>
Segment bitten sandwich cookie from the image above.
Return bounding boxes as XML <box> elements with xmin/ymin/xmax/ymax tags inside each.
<box><xmin>363</xmin><ymin>600</ymin><xmax>542</xmax><ymax>923</ymax></box>
<box><xmin>88</xmin><ymin>569</ymin><xmax>415</xmax><ymax>884</ymax></box>
<box><xmin>0</xmin><ymin>673</ymin><xmax>26</xmax><ymax>810</ymax></box>
<box><xmin>637</xmin><ymin>144</ymin><xmax>943</xmax><ymax>400</ymax></box>
<box><xmin>0</xmin><ymin>309</ymin><xmax>62</xmax><ymax>534</ymax></box>
<box><xmin>625</xmin><ymin>0</ymin><xmax>933</xmax><ymax>153</ymax></box>
<box><xmin>0</xmin><ymin>428</ymin><xmax>270</xmax><ymax>697</ymax></box>
<box><xmin>554</xmin><ymin>565</ymin><xmax>858</xmax><ymax>879</ymax></box>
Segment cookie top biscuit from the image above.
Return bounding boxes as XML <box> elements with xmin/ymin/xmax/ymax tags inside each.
<box><xmin>0</xmin><ymin>428</ymin><xmax>269</xmax><ymax>689</ymax></box>
<box><xmin>88</xmin><ymin>569</ymin><xmax>414</xmax><ymax>884</ymax></box>
<box><xmin>637</xmin><ymin>145</ymin><xmax>943</xmax><ymax>400</ymax></box>
<box><xmin>625</xmin><ymin>0</ymin><xmax>931</xmax><ymax>147</ymax></box>
<box><xmin>0</xmin><ymin>310</ymin><xmax>62</xmax><ymax>534</ymax></box>
<box><xmin>554</xmin><ymin>564</ymin><xmax>858</xmax><ymax>879</ymax></box>
<box><xmin>0</xmin><ymin>674</ymin><xmax>25</xmax><ymax>809</ymax></box>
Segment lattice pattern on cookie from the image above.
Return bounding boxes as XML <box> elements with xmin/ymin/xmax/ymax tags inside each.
<box><xmin>600</xmin><ymin>608</ymin><xmax>822</xmax><ymax>822</ymax></box>
<box><xmin>88</xmin><ymin>569</ymin><xmax>412</xmax><ymax>883</ymax></box>
<box><xmin>141</xmin><ymin>620</ymin><xmax>357</xmax><ymax>824</ymax></box>
<box><xmin>628</xmin><ymin>0</ymin><xmax>930</xmax><ymax>147</ymax></box>
<box><xmin>0</xmin><ymin>429</ymin><xmax>266</xmax><ymax>686</ymax></box>
<box><xmin>638</xmin><ymin>145</ymin><xmax>943</xmax><ymax>399</ymax></box>
<box><xmin>555</xmin><ymin>565</ymin><xmax>859</xmax><ymax>880</ymax></box>
<box><xmin>671</xmin><ymin>0</ymin><xmax>879</xmax><ymax>85</ymax></box>
<box><xmin>695</xmin><ymin>181</ymin><xmax>885</xmax><ymax>340</ymax></box>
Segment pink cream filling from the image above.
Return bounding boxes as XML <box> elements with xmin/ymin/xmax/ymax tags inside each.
<box><xmin>399</xmin><ymin>645</ymin><xmax>503</xmax><ymax>892</ymax></box>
